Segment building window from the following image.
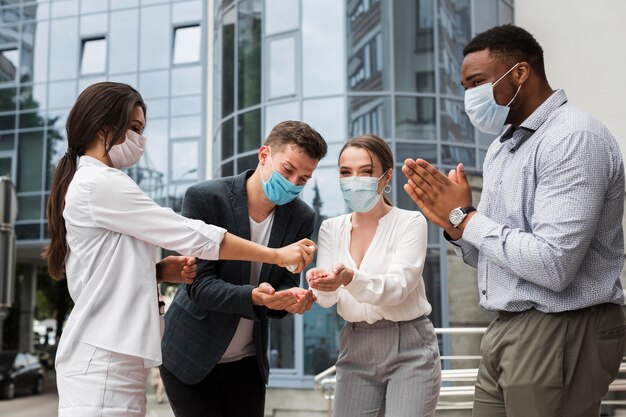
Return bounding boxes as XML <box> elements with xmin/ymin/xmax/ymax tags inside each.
<box><xmin>0</xmin><ymin>48</ymin><xmax>19</xmax><ymax>82</ymax></box>
<box><xmin>173</xmin><ymin>25</ymin><xmax>201</xmax><ymax>65</ymax></box>
<box><xmin>80</xmin><ymin>38</ymin><xmax>107</xmax><ymax>75</ymax></box>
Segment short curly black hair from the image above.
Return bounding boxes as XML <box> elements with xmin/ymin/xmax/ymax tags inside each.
<box><xmin>463</xmin><ymin>24</ymin><xmax>546</xmax><ymax>80</ymax></box>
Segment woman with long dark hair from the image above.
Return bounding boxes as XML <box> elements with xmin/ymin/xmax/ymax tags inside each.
<box><xmin>307</xmin><ymin>134</ymin><xmax>440</xmax><ymax>416</ymax></box>
<box><xmin>44</xmin><ymin>82</ymin><xmax>314</xmax><ymax>417</ymax></box>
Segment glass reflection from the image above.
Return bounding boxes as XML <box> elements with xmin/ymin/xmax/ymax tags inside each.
<box><xmin>438</xmin><ymin>0</ymin><xmax>470</xmax><ymax>96</ymax></box>
<box><xmin>269</xmin><ymin>315</ymin><xmax>295</xmax><ymax>369</ymax></box>
<box><xmin>237</xmin><ymin>0</ymin><xmax>261</xmax><ymax>109</ymax></box>
<box><xmin>139</xmin><ymin>70</ymin><xmax>169</xmax><ymax>99</ymax></box>
<box><xmin>0</xmin><ymin>86</ymin><xmax>16</xmax><ymax>111</ymax></box>
<box><xmin>49</xmin><ymin>18</ymin><xmax>78</xmax><ymax>80</ymax></box>
<box><xmin>172</xmin><ymin>1</ymin><xmax>202</xmax><ymax>24</ymax></box>
<box><xmin>51</xmin><ymin>0</ymin><xmax>78</xmax><ymax>19</ymax></box>
<box><xmin>395</xmin><ymin>142</ymin><xmax>437</xmax><ymax>164</ymax></box>
<box><xmin>221</xmin><ymin>117</ymin><xmax>234</xmax><ymax>160</ymax></box>
<box><xmin>48</xmin><ymin>81</ymin><xmax>77</xmax><ymax>109</ymax></box>
<box><xmin>394</xmin><ymin>0</ymin><xmax>435</xmax><ymax>93</ymax></box>
<box><xmin>171</xmin><ymin>95</ymin><xmax>201</xmax><ymax>116</ymax></box>
<box><xmin>299</xmin><ymin>167</ymin><xmax>345</xmax><ymax>218</ymax></box>
<box><xmin>236</xmin><ymin>153</ymin><xmax>258</xmax><ymax>174</ymax></box>
<box><xmin>395</xmin><ymin>96</ymin><xmax>436</xmax><ymax>141</ymax></box>
<box><xmin>349</xmin><ymin>95</ymin><xmax>390</xmax><ymax>138</ymax></box>
<box><xmin>265</xmin><ymin>101</ymin><xmax>299</xmax><ymax>138</ymax></box>
<box><xmin>0</xmin><ymin>132</ymin><xmax>14</xmax><ymax>151</ymax></box>
<box><xmin>17</xmin><ymin>130</ymin><xmax>43</xmax><ymax>192</ymax></box>
<box><xmin>302</xmin><ymin>0</ymin><xmax>344</xmax><ymax>97</ymax></box>
<box><xmin>171</xmin><ymin>140</ymin><xmax>199</xmax><ymax>182</ymax></box>
<box><xmin>440</xmin><ymin>98</ymin><xmax>472</xmax><ymax>143</ymax></box>
<box><xmin>15</xmin><ymin>223</ymin><xmax>40</xmax><ymax>240</ymax></box>
<box><xmin>237</xmin><ymin>109</ymin><xmax>260</xmax><ymax>153</ymax></box>
<box><xmin>0</xmin><ymin>114</ymin><xmax>15</xmax><ymax>131</ymax></box>
<box><xmin>265</xmin><ymin>0</ymin><xmax>298</xmax><ymax>35</ymax></box>
<box><xmin>80</xmin><ymin>38</ymin><xmax>107</xmax><ymax>75</ymax></box>
<box><xmin>173</xmin><ymin>25</ymin><xmax>201</xmax><ymax>64</ymax></box>
<box><xmin>441</xmin><ymin>145</ymin><xmax>475</xmax><ymax>168</ymax></box>
<box><xmin>109</xmin><ymin>9</ymin><xmax>139</xmax><ymax>74</ymax></box>
<box><xmin>140</xmin><ymin>5</ymin><xmax>170</xmax><ymax>70</ymax></box>
<box><xmin>80</xmin><ymin>13</ymin><xmax>108</xmax><ymax>36</ymax></box>
<box><xmin>22</xmin><ymin>21</ymin><xmax>49</xmax><ymax>83</ymax></box>
<box><xmin>0</xmin><ymin>48</ymin><xmax>18</xmax><ymax>83</ymax></box>
<box><xmin>170</xmin><ymin>115</ymin><xmax>200</xmax><ymax>139</ymax></box>
<box><xmin>302</xmin><ymin>97</ymin><xmax>345</xmax><ymax>142</ymax></box>
<box><xmin>268</xmin><ymin>36</ymin><xmax>296</xmax><ymax>99</ymax></box>
<box><xmin>347</xmin><ymin>0</ymin><xmax>388</xmax><ymax>92</ymax></box>
<box><xmin>221</xmin><ymin>5</ymin><xmax>235</xmax><ymax>116</ymax></box>
<box><xmin>171</xmin><ymin>66</ymin><xmax>202</xmax><ymax>96</ymax></box>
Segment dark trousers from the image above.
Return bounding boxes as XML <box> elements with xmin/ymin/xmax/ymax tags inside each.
<box><xmin>160</xmin><ymin>356</ymin><xmax>266</xmax><ymax>417</ymax></box>
<box><xmin>473</xmin><ymin>303</ymin><xmax>626</xmax><ymax>417</ymax></box>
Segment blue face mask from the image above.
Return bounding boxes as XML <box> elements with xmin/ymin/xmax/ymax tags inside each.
<box><xmin>464</xmin><ymin>62</ymin><xmax>521</xmax><ymax>135</ymax></box>
<box><xmin>261</xmin><ymin>148</ymin><xmax>304</xmax><ymax>205</ymax></box>
<box><xmin>340</xmin><ymin>171</ymin><xmax>388</xmax><ymax>213</ymax></box>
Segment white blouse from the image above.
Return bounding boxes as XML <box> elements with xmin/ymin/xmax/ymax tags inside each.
<box><xmin>313</xmin><ymin>207</ymin><xmax>431</xmax><ymax>323</ymax></box>
<box><xmin>57</xmin><ymin>156</ymin><xmax>226</xmax><ymax>368</ymax></box>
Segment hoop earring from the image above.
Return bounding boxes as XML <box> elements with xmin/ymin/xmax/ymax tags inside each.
<box><xmin>384</xmin><ymin>184</ymin><xmax>392</xmax><ymax>194</ymax></box>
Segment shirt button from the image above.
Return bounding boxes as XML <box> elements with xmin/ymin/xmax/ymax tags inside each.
<box><xmin>482</xmin><ymin>290</ymin><xmax>486</xmax><ymax>295</ymax></box>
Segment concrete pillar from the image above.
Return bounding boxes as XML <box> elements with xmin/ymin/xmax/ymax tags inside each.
<box><xmin>17</xmin><ymin>264</ymin><xmax>36</xmax><ymax>352</ymax></box>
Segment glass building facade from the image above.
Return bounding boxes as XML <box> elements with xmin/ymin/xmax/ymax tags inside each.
<box><xmin>1</xmin><ymin>0</ymin><xmax>207</xmax><ymax>260</ymax></box>
<box><xmin>214</xmin><ymin>0</ymin><xmax>513</xmax><ymax>386</ymax></box>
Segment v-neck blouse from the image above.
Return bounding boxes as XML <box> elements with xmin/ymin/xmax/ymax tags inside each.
<box><xmin>313</xmin><ymin>207</ymin><xmax>431</xmax><ymax>323</ymax></box>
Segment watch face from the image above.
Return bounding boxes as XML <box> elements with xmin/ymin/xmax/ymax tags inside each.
<box><xmin>449</xmin><ymin>208</ymin><xmax>465</xmax><ymax>226</ymax></box>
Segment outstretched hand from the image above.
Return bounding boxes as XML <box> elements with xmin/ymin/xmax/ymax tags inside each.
<box><xmin>306</xmin><ymin>264</ymin><xmax>354</xmax><ymax>292</ymax></box>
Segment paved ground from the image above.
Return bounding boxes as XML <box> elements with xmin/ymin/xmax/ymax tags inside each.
<box><xmin>0</xmin><ymin>371</ymin><xmax>175</xmax><ymax>417</ymax></box>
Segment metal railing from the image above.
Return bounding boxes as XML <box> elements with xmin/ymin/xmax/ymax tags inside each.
<box><xmin>313</xmin><ymin>327</ymin><xmax>626</xmax><ymax>415</ymax></box>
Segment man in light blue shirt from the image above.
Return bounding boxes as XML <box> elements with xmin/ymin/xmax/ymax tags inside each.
<box><xmin>403</xmin><ymin>24</ymin><xmax>626</xmax><ymax>417</ymax></box>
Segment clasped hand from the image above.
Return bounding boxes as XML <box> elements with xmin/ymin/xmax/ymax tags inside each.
<box><xmin>275</xmin><ymin>239</ymin><xmax>316</xmax><ymax>274</ymax></box>
<box><xmin>306</xmin><ymin>264</ymin><xmax>354</xmax><ymax>292</ymax></box>
<box><xmin>156</xmin><ymin>256</ymin><xmax>196</xmax><ymax>284</ymax></box>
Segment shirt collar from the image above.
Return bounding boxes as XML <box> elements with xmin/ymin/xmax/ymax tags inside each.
<box><xmin>498</xmin><ymin>89</ymin><xmax>568</xmax><ymax>144</ymax></box>
<box><xmin>78</xmin><ymin>155</ymin><xmax>109</xmax><ymax>168</ymax></box>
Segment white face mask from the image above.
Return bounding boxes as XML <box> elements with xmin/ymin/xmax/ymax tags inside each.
<box><xmin>340</xmin><ymin>171</ymin><xmax>388</xmax><ymax>213</ymax></box>
<box><xmin>464</xmin><ymin>62</ymin><xmax>521</xmax><ymax>135</ymax></box>
<box><xmin>107</xmin><ymin>130</ymin><xmax>146</xmax><ymax>169</ymax></box>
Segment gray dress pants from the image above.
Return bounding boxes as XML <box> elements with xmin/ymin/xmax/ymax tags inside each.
<box><xmin>333</xmin><ymin>317</ymin><xmax>441</xmax><ymax>417</ymax></box>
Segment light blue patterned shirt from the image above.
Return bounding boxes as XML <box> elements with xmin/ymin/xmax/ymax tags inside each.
<box><xmin>450</xmin><ymin>89</ymin><xmax>625</xmax><ymax>313</ymax></box>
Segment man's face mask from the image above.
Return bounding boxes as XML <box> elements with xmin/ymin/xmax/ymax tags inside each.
<box><xmin>464</xmin><ymin>62</ymin><xmax>521</xmax><ymax>135</ymax></box>
<box><xmin>261</xmin><ymin>147</ymin><xmax>304</xmax><ymax>205</ymax></box>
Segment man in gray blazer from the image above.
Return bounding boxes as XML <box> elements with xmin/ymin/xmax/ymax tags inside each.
<box><xmin>160</xmin><ymin>121</ymin><xmax>327</xmax><ymax>417</ymax></box>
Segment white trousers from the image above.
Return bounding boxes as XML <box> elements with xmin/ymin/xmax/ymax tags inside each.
<box><xmin>57</xmin><ymin>342</ymin><xmax>150</xmax><ymax>417</ymax></box>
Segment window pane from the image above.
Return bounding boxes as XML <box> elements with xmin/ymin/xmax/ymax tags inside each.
<box><xmin>440</xmin><ymin>98</ymin><xmax>472</xmax><ymax>143</ymax></box>
<box><xmin>438</xmin><ymin>0</ymin><xmax>470</xmax><ymax>96</ymax></box>
<box><xmin>0</xmin><ymin>48</ymin><xmax>19</xmax><ymax>82</ymax></box>
<box><xmin>171</xmin><ymin>96</ymin><xmax>201</xmax><ymax>116</ymax></box>
<box><xmin>111</xmin><ymin>0</ymin><xmax>140</xmax><ymax>9</ymax></box>
<box><xmin>22</xmin><ymin>21</ymin><xmax>49</xmax><ymax>83</ymax></box>
<box><xmin>442</xmin><ymin>145</ymin><xmax>475</xmax><ymax>169</ymax></box>
<box><xmin>172</xmin><ymin>1</ymin><xmax>202</xmax><ymax>24</ymax></box>
<box><xmin>302</xmin><ymin>0</ymin><xmax>344</xmax><ymax>97</ymax></box>
<box><xmin>18</xmin><ymin>84</ymin><xmax>47</xmax><ymax>112</ymax></box>
<box><xmin>396</xmin><ymin>142</ymin><xmax>437</xmax><ymax>164</ymax></box>
<box><xmin>81</xmin><ymin>0</ymin><xmax>109</xmax><ymax>14</ymax></box>
<box><xmin>221</xmin><ymin>6</ymin><xmax>235</xmax><ymax>116</ymax></box>
<box><xmin>17</xmin><ymin>195</ymin><xmax>41</xmax><ymax>221</ymax></box>
<box><xmin>109</xmin><ymin>9</ymin><xmax>139</xmax><ymax>74</ymax></box>
<box><xmin>143</xmin><ymin>118</ymin><xmax>168</xmax><ymax>185</ymax></box>
<box><xmin>269</xmin><ymin>315</ymin><xmax>295</xmax><ymax>369</ymax></box>
<box><xmin>46</xmin><ymin>129</ymin><xmax>66</xmax><ymax>191</ymax></box>
<box><xmin>302</xmin><ymin>97</ymin><xmax>345</xmax><ymax>142</ymax></box>
<box><xmin>173</xmin><ymin>25</ymin><xmax>201</xmax><ymax>64</ymax></box>
<box><xmin>265</xmin><ymin>101</ymin><xmax>299</xmax><ymax>138</ymax></box>
<box><xmin>171</xmin><ymin>66</ymin><xmax>202</xmax><ymax>96</ymax></box>
<box><xmin>81</xmin><ymin>38</ymin><xmax>107</xmax><ymax>75</ymax></box>
<box><xmin>299</xmin><ymin>167</ymin><xmax>345</xmax><ymax>218</ymax></box>
<box><xmin>265</xmin><ymin>0</ymin><xmax>299</xmax><ymax>35</ymax></box>
<box><xmin>51</xmin><ymin>0</ymin><xmax>78</xmax><ymax>18</ymax></box>
<box><xmin>221</xmin><ymin>117</ymin><xmax>234</xmax><ymax>160</ymax></box>
<box><xmin>49</xmin><ymin>18</ymin><xmax>78</xmax><ymax>80</ymax></box>
<box><xmin>395</xmin><ymin>96</ymin><xmax>436</xmax><ymax>141</ymax></box>
<box><xmin>145</xmin><ymin>98</ymin><xmax>169</xmax><ymax>118</ymax></box>
<box><xmin>17</xmin><ymin>131</ymin><xmax>44</xmax><ymax>192</ymax></box>
<box><xmin>237</xmin><ymin>109</ymin><xmax>260</xmax><ymax>153</ymax></box>
<box><xmin>349</xmin><ymin>95</ymin><xmax>391</xmax><ymax>138</ymax></box>
<box><xmin>0</xmin><ymin>156</ymin><xmax>11</xmax><ymax>176</ymax></box>
<box><xmin>80</xmin><ymin>13</ymin><xmax>108</xmax><ymax>36</ymax></box>
<box><xmin>268</xmin><ymin>37</ymin><xmax>296</xmax><ymax>99</ymax></box>
<box><xmin>171</xmin><ymin>140</ymin><xmax>198</xmax><ymax>181</ymax></box>
<box><xmin>48</xmin><ymin>81</ymin><xmax>77</xmax><ymax>109</ymax></box>
<box><xmin>140</xmin><ymin>5</ymin><xmax>170</xmax><ymax>70</ymax></box>
<box><xmin>15</xmin><ymin>223</ymin><xmax>40</xmax><ymax>240</ymax></box>
<box><xmin>139</xmin><ymin>70</ymin><xmax>169</xmax><ymax>99</ymax></box>
<box><xmin>0</xmin><ymin>132</ymin><xmax>14</xmax><ymax>150</ymax></box>
<box><xmin>170</xmin><ymin>115</ymin><xmax>200</xmax><ymax>139</ymax></box>
<box><xmin>236</xmin><ymin>153</ymin><xmax>258</xmax><ymax>174</ymax></box>
<box><xmin>237</xmin><ymin>0</ymin><xmax>261</xmax><ymax>109</ymax></box>
<box><xmin>394</xmin><ymin>0</ymin><xmax>435</xmax><ymax>93</ymax></box>
<box><xmin>0</xmin><ymin>114</ymin><xmax>16</xmax><ymax>131</ymax></box>
<box><xmin>0</xmin><ymin>87</ymin><xmax>16</xmax><ymax>111</ymax></box>
<box><xmin>19</xmin><ymin>112</ymin><xmax>45</xmax><ymax>129</ymax></box>
<box><xmin>220</xmin><ymin>160</ymin><xmax>234</xmax><ymax>177</ymax></box>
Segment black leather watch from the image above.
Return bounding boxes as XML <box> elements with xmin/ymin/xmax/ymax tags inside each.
<box><xmin>448</xmin><ymin>206</ymin><xmax>476</xmax><ymax>228</ymax></box>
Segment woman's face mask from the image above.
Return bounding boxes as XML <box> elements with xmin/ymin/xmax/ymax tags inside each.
<box><xmin>340</xmin><ymin>170</ymin><xmax>388</xmax><ymax>213</ymax></box>
<box><xmin>106</xmin><ymin>130</ymin><xmax>146</xmax><ymax>169</ymax></box>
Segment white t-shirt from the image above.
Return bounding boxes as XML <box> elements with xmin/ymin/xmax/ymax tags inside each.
<box><xmin>313</xmin><ymin>207</ymin><xmax>431</xmax><ymax>323</ymax></box>
<box><xmin>57</xmin><ymin>156</ymin><xmax>226</xmax><ymax>368</ymax></box>
<box><xmin>219</xmin><ymin>210</ymin><xmax>275</xmax><ymax>363</ymax></box>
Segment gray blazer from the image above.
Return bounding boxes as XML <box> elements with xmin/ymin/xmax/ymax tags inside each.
<box><xmin>161</xmin><ymin>170</ymin><xmax>316</xmax><ymax>384</ymax></box>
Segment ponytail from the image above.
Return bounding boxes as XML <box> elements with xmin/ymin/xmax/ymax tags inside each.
<box><xmin>43</xmin><ymin>151</ymin><xmax>78</xmax><ymax>280</ymax></box>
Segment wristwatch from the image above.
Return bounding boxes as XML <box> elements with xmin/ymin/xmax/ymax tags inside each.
<box><xmin>449</xmin><ymin>206</ymin><xmax>476</xmax><ymax>228</ymax></box>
